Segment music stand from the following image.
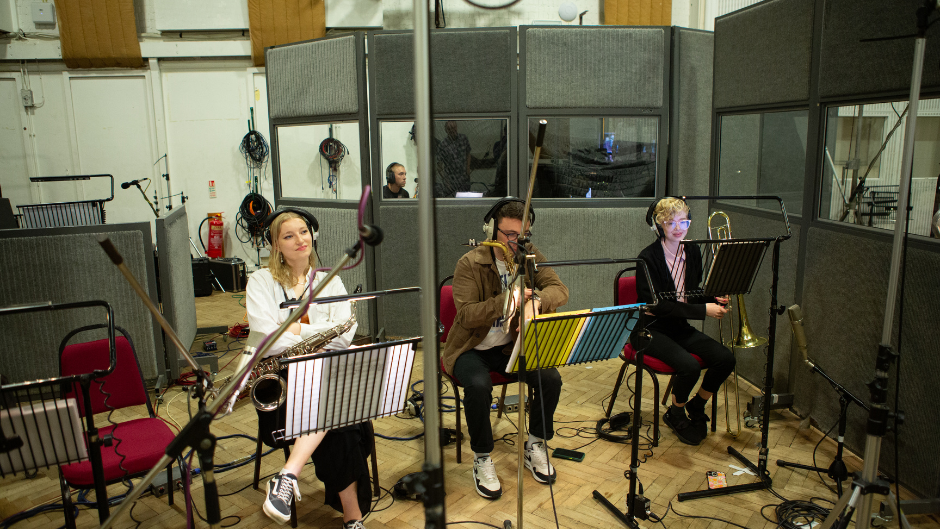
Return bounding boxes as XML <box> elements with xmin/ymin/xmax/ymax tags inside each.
<box><xmin>279</xmin><ymin>338</ymin><xmax>421</xmax><ymax>439</ymax></box>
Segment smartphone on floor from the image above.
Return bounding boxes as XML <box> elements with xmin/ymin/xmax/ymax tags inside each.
<box><xmin>551</xmin><ymin>448</ymin><xmax>585</xmax><ymax>462</ymax></box>
<box><xmin>706</xmin><ymin>470</ymin><xmax>727</xmax><ymax>489</ymax></box>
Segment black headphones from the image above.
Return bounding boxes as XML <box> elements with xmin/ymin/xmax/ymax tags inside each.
<box><xmin>386</xmin><ymin>162</ymin><xmax>402</xmax><ymax>185</ymax></box>
<box><xmin>262</xmin><ymin>208</ymin><xmax>320</xmax><ymax>252</ymax></box>
<box><xmin>595</xmin><ymin>411</ymin><xmax>633</xmax><ymax>443</ymax></box>
<box><xmin>645</xmin><ymin>197</ymin><xmax>692</xmax><ymax>239</ymax></box>
<box><xmin>482</xmin><ymin>197</ymin><xmax>536</xmax><ymax>241</ymax></box>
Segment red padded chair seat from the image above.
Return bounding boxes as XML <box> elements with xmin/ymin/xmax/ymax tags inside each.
<box><xmin>621</xmin><ymin>345</ymin><xmax>706</xmax><ymax>373</ymax></box>
<box><xmin>60</xmin><ymin>417</ymin><xmax>175</xmax><ymax>486</ymax></box>
<box><xmin>440</xmin><ymin>358</ymin><xmax>515</xmax><ymax>387</ymax></box>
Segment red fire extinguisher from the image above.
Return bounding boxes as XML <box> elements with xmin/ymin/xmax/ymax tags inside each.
<box><xmin>207</xmin><ymin>213</ymin><xmax>224</xmax><ymax>258</ymax></box>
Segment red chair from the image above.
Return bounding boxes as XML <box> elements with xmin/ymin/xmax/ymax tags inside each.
<box><xmin>439</xmin><ymin>275</ymin><xmax>514</xmax><ymax>464</ymax></box>
<box><xmin>606</xmin><ymin>269</ymin><xmax>717</xmax><ymax>446</ymax></box>
<box><xmin>58</xmin><ymin>324</ymin><xmax>176</xmax><ymax>528</ymax></box>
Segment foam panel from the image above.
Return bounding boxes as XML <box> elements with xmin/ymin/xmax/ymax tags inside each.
<box><xmin>155</xmin><ymin>206</ymin><xmax>197</xmax><ymax>381</ymax></box>
<box><xmin>0</xmin><ymin>226</ymin><xmax>163</xmax><ymax>382</ymax></box>
<box><xmin>795</xmin><ymin>227</ymin><xmax>940</xmax><ymax>497</ymax></box>
<box><xmin>818</xmin><ymin>0</ymin><xmax>940</xmax><ymax>98</ymax></box>
<box><xmin>525</xmin><ymin>27</ymin><xmax>665</xmax><ymax>109</ymax></box>
<box><xmin>713</xmin><ymin>0</ymin><xmax>813</xmax><ymax>109</ymax></box>
<box><xmin>370</xmin><ymin>30</ymin><xmax>514</xmax><ymax>116</ymax></box>
<box><xmin>672</xmin><ymin>29</ymin><xmax>714</xmax><ymax>210</ymax></box>
<box><xmin>267</xmin><ymin>35</ymin><xmax>359</xmax><ymax>120</ymax></box>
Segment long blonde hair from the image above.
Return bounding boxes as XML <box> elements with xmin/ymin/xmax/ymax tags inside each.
<box><xmin>268</xmin><ymin>211</ymin><xmax>317</xmax><ymax>289</ymax></box>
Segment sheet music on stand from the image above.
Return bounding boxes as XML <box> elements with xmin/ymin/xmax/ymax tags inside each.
<box><xmin>0</xmin><ymin>378</ymin><xmax>88</xmax><ymax>477</ymax></box>
<box><xmin>657</xmin><ymin>239</ymin><xmax>769</xmax><ymax>301</ymax></box>
<box><xmin>506</xmin><ymin>304</ymin><xmax>646</xmax><ymax>373</ymax></box>
<box><xmin>281</xmin><ymin>338</ymin><xmax>420</xmax><ymax>440</ymax></box>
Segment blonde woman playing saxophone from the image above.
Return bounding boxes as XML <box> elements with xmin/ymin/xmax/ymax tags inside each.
<box><xmin>242</xmin><ymin>208</ymin><xmax>369</xmax><ymax>528</ymax></box>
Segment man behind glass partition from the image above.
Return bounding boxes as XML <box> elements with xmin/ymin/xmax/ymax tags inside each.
<box><xmin>383</xmin><ymin>162</ymin><xmax>410</xmax><ymax>199</ymax></box>
<box><xmin>436</xmin><ymin>120</ymin><xmax>472</xmax><ymax>197</ymax></box>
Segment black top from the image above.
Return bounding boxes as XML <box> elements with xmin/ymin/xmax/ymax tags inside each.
<box><xmin>636</xmin><ymin>239</ymin><xmax>717</xmax><ymax>334</ymax></box>
<box><xmin>382</xmin><ymin>185</ymin><xmax>410</xmax><ymax>199</ymax></box>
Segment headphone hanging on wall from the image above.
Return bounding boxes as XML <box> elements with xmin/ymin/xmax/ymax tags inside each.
<box><xmin>386</xmin><ymin>162</ymin><xmax>402</xmax><ymax>185</ymax></box>
<box><xmin>482</xmin><ymin>197</ymin><xmax>536</xmax><ymax>241</ymax></box>
<box><xmin>262</xmin><ymin>207</ymin><xmax>320</xmax><ymax>253</ymax></box>
<box><xmin>645</xmin><ymin>197</ymin><xmax>692</xmax><ymax>239</ymax></box>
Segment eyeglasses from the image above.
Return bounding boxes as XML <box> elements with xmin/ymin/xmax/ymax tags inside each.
<box><xmin>497</xmin><ymin>228</ymin><xmax>531</xmax><ymax>241</ymax></box>
<box><xmin>664</xmin><ymin>220</ymin><xmax>691</xmax><ymax>230</ymax></box>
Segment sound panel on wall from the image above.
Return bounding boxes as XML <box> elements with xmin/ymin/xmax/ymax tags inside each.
<box><xmin>672</xmin><ymin>28</ymin><xmax>714</xmax><ymax>208</ymax></box>
<box><xmin>266</xmin><ymin>35</ymin><xmax>359</xmax><ymax>120</ymax></box>
<box><xmin>795</xmin><ymin>227</ymin><xmax>940</xmax><ymax>497</ymax></box>
<box><xmin>0</xmin><ymin>225</ymin><xmax>164</xmax><ymax>382</ymax></box>
<box><xmin>524</xmin><ymin>27</ymin><xmax>665</xmax><ymax>109</ymax></box>
<box><xmin>370</xmin><ymin>29</ymin><xmax>514</xmax><ymax>116</ymax></box>
<box><xmin>155</xmin><ymin>206</ymin><xmax>197</xmax><ymax>381</ymax></box>
<box><xmin>713</xmin><ymin>0</ymin><xmax>813</xmax><ymax>109</ymax></box>
<box><xmin>818</xmin><ymin>0</ymin><xmax>940</xmax><ymax>98</ymax></box>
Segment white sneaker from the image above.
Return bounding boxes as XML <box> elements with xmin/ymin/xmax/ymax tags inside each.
<box><xmin>524</xmin><ymin>442</ymin><xmax>557</xmax><ymax>484</ymax></box>
<box><xmin>263</xmin><ymin>472</ymin><xmax>300</xmax><ymax>525</ymax></box>
<box><xmin>343</xmin><ymin>520</ymin><xmax>366</xmax><ymax>529</ymax></box>
<box><xmin>472</xmin><ymin>455</ymin><xmax>502</xmax><ymax>499</ymax></box>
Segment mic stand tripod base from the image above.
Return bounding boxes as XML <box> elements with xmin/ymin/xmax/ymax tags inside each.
<box><xmin>676</xmin><ymin>446</ymin><xmax>771</xmax><ymax>501</ymax></box>
<box><xmin>592</xmin><ymin>491</ymin><xmax>641</xmax><ymax>529</ymax></box>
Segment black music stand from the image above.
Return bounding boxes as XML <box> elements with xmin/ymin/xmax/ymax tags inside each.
<box><xmin>279</xmin><ymin>338</ymin><xmax>421</xmax><ymax>438</ymax></box>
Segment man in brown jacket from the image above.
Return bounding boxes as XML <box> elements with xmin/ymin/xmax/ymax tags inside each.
<box><xmin>442</xmin><ymin>198</ymin><xmax>568</xmax><ymax>500</ymax></box>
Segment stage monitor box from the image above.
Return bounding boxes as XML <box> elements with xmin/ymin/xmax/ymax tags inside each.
<box><xmin>192</xmin><ymin>257</ymin><xmax>213</xmax><ymax>297</ymax></box>
<box><xmin>209</xmin><ymin>258</ymin><xmax>247</xmax><ymax>292</ymax></box>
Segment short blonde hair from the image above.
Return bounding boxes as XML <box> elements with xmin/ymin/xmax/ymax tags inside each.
<box><xmin>653</xmin><ymin>197</ymin><xmax>690</xmax><ymax>226</ymax></box>
<box><xmin>268</xmin><ymin>211</ymin><xmax>317</xmax><ymax>288</ymax></box>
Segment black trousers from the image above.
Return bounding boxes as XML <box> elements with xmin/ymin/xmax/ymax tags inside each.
<box><xmin>645</xmin><ymin>326</ymin><xmax>735</xmax><ymax>404</ymax></box>
<box><xmin>452</xmin><ymin>346</ymin><xmax>562</xmax><ymax>454</ymax></box>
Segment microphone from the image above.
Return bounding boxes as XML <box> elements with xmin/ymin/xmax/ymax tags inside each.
<box><xmin>787</xmin><ymin>304</ymin><xmax>815</xmax><ymax>370</ymax></box>
<box><xmin>120</xmin><ymin>178</ymin><xmax>145</xmax><ymax>189</ymax></box>
<box><xmin>359</xmin><ymin>224</ymin><xmax>384</xmax><ymax>246</ymax></box>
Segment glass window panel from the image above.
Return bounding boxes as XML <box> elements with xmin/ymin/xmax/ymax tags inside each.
<box><xmin>379</xmin><ymin>118</ymin><xmax>509</xmax><ymax>199</ymax></box>
<box><xmin>277</xmin><ymin>122</ymin><xmax>362</xmax><ymax>200</ymax></box>
<box><xmin>717</xmin><ymin>110</ymin><xmax>807</xmax><ymax>215</ymax></box>
<box><xmin>526</xmin><ymin>117</ymin><xmax>657</xmax><ymax>198</ymax></box>
<box><xmin>821</xmin><ymin>100</ymin><xmax>940</xmax><ymax>237</ymax></box>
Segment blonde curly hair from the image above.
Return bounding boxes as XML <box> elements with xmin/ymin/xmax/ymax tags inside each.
<box><xmin>653</xmin><ymin>197</ymin><xmax>690</xmax><ymax>227</ymax></box>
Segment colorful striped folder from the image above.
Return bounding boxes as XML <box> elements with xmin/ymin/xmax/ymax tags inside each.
<box><xmin>507</xmin><ymin>303</ymin><xmax>644</xmax><ymax>373</ymax></box>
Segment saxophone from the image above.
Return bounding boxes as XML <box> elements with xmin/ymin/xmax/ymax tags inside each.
<box><xmin>248</xmin><ymin>301</ymin><xmax>357</xmax><ymax>412</ymax></box>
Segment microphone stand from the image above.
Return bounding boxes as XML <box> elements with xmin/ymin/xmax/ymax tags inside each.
<box><xmin>129</xmin><ymin>182</ymin><xmax>159</xmax><ymax>218</ymax></box>
<box><xmin>776</xmin><ymin>360</ymin><xmax>869</xmax><ymax>497</ymax></box>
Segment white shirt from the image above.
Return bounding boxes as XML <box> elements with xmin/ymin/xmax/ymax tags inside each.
<box><xmin>474</xmin><ymin>258</ymin><xmax>513</xmax><ymax>350</ymax></box>
<box><xmin>245</xmin><ymin>268</ymin><xmax>358</xmax><ymax>358</ymax></box>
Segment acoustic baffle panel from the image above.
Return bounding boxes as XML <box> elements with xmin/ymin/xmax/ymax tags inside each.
<box><xmin>275</xmin><ymin>204</ymin><xmax>372</xmax><ymax>337</ymax></box>
<box><xmin>56</xmin><ymin>0</ymin><xmax>143</xmax><ymax>68</ymax></box>
<box><xmin>713</xmin><ymin>0</ymin><xmax>813</xmax><ymax>109</ymax></box>
<box><xmin>378</xmin><ymin>204</ymin><xmax>653</xmax><ymax>337</ymax></box>
<box><xmin>0</xmin><ymin>226</ymin><xmax>163</xmax><ymax>382</ymax></box>
<box><xmin>266</xmin><ymin>35</ymin><xmax>359</xmax><ymax>120</ymax></box>
<box><xmin>247</xmin><ymin>0</ymin><xmax>325</xmax><ymax>67</ymax></box>
<box><xmin>818</xmin><ymin>0</ymin><xmax>940</xmax><ymax>98</ymax></box>
<box><xmin>155</xmin><ymin>206</ymin><xmax>197</xmax><ymax>381</ymax></box>
<box><xmin>370</xmin><ymin>29</ymin><xmax>514</xmax><ymax>115</ymax></box>
<box><xmin>795</xmin><ymin>227</ymin><xmax>940</xmax><ymax>497</ymax></box>
<box><xmin>525</xmin><ymin>27</ymin><xmax>665</xmax><ymax>109</ymax></box>
<box><xmin>702</xmin><ymin>210</ymin><xmax>799</xmax><ymax>393</ymax></box>
<box><xmin>672</xmin><ymin>29</ymin><xmax>714</xmax><ymax>215</ymax></box>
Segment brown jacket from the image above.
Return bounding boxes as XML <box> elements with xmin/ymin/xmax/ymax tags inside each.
<box><xmin>442</xmin><ymin>243</ymin><xmax>569</xmax><ymax>375</ymax></box>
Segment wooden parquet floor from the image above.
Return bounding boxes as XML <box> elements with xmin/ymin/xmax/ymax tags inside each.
<box><xmin>2</xmin><ymin>290</ymin><xmax>938</xmax><ymax>529</ymax></box>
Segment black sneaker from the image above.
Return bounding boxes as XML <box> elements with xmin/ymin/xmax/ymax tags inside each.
<box><xmin>685</xmin><ymin>397</ymin><xmax>710</xmax><ymax>440</ymax></box>
<box><xmin>663</xmin><ymin>406</ymin><xmax>704</xmax><ymax>446</ymax></box>
<box><xmin>263</xmin><ymin>472</ymin><xmax>299</xmax><ymax>525</ymax></box>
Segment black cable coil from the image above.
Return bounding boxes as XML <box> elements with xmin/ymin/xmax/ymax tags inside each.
<box><xmin>239</xmin><ymin>130</ymin><xmax>269</xmax><ymax>167</ymax></box>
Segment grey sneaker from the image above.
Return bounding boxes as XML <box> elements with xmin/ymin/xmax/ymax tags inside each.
<box><xmin>524</xmin><ymin>442</ymin><xmax>557</xmax><ymax>484</ymax></box>
<box><xmin>263</xmin><ymin>472</ymin><xmax>300</xmax><ymax>525</ymax></box>
<box><xmin>472</xmin><ymin>455</ymin><xmax>502</xmax><ymax>499</ymax></box>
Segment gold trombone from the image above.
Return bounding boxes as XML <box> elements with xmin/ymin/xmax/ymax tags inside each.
<box><xmin>707</xmin><ymin>212</ymin><xmax>768</xmax><ymax>437</ymax></box>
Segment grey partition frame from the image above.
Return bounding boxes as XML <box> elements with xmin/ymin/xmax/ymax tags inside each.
<box><xmin>0</xmin><ymin>223</ymin><xmax>166</xmax><ymax>382</ymax></box>
<box><xmin>518</xmin><ymin>25</ymin><xmax>670</xmax><ymax>208</ymax></box>
<box><xmin>711</xmin><ymin>0</ymin><xmax>940</xmax><ymax>498</ymax></box>
<box><xmin>155</xmin><ymin>205</ymin><xmax>197</xmax><ymax>381</ymax></box>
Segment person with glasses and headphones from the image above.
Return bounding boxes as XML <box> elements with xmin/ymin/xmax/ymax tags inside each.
<box><xmin>239</xmin><ymin>208</ymin><xmax>371</xmax><ymax>529</ymax></box>
<box><xmin>442</xmin><ymin>198</ymin><xmax>569</xmax><ymax>500</ymax></box>
<box><xmin>636</xmin><ymin>197</ymin><xmax>735</xmax><ymax>446</ymax></box>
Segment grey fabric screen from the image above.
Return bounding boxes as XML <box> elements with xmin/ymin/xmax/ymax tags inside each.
<box><xmin>713</xmin><ymin>0</ymin><xmax>813</xmax><ymax>109</ymax></box>
<box><xmin>155</xmin><ymin>206</ymin><xmax>197</xmax><ymax>381</ymax></box>
<box><xmin>0</xmin><ymin>225</ymin><xmax>163</xmax><ymax>382</ymax></box>
<box><xmin>525</xmin><ymin>27</ymin><xmax>665</xmax><ymax>109</ymax></box>
<box><xmin>371</xmin><ymin>29</ymin><xmax>514</xmax><ymax>115</ymax></box>
<box><xmin>267</xmin><ymin>35</ymin><xmax>359</xmax><ymax>119</ymax></box>
<box><xmin>672</xmin><ymin>29</ymin><xmax>714</xmax><ymax>221</ymax></box>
